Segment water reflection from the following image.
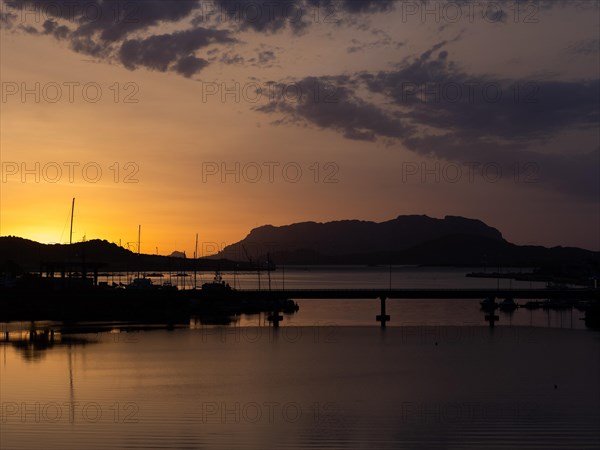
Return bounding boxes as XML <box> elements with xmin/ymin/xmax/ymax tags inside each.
<box><xmin>191</xmin><ymin>314</ymin><xmax>240</xmax><ymax>326</ymax></box>
<box><xmin>2</xmin><ymin>325</ymin><xmax>599</xmax><ymax>450</ymax></box>
<box><xmin>0</xmin><ymin>328</ymin><xmax>91</xmax><ymax>361</ymax></box>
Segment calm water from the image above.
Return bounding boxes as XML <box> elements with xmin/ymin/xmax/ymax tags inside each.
<box><xmin>106</xmin><ymin>265</ymin><xmax>550</xmax><ymax>291</ymax></box>
<box><xmin>1</xmin><ymin>327</ymin><xmax>599</xmax><ymax>449</ymax></box>
<box><xmin>99</xmin><ymin>265</ymin><xmax>587</xmax><ymax>329</ymax></box>
<box><xmin>2</xmin><ymin>267</ymin><xmax>598</xmax><ymax>449</ymax></box>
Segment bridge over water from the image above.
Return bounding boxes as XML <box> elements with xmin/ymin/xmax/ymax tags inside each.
<box><xmin>231</xmin><ymin>288</ymin><xmax>599</xmax><ymax>327</ymax></box>
<box><xmin>233</xmin><ymin>288</ymin><xmax>599</xmax><ymax>300</ymax></box>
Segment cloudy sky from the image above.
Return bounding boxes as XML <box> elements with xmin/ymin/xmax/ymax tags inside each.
<box><xmin>1</xmin><ymin>0</ymin><xmax>598</xmax><ymax>254</ymax></box>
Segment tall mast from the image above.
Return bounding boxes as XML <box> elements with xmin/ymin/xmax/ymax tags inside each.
<box><xmin>137</xmin><ymin>225</ymin><xmax>141</xmax><ymax>279</ymax></box>
<box><xmin>194</xmin><ymin>233</ymin><xmax>198</xmax><ymax>289</ymax></box>
<box><xmin>69</xmin><ymin>198</ymin><xmax>75</xmax><ymax>244</ymax></box>
<box><xmin>267</xmin><ymin>253</ymin><xmax>271</xmax><ymax>291</ymax></box>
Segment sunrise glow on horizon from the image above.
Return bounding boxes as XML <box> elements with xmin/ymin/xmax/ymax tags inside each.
<box><xmin>1</xmin><ymin>0</ymin><xmax>598</xmax><ymax>255</ymax></box>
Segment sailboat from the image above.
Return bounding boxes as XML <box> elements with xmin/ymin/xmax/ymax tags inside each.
<box><xmin>127</xmin><ymin>225</ymin><xmax>154</xmax><ymax>289</ymax></box>
<box><xmin>201</xmin><ymin>270</ymin><xmax>233</xmax><ymax>293</ymax></box>
<box><xmin>69</xmin><ymin>197</ymin><xmax>75</xmax><ymax>245</ymax></box>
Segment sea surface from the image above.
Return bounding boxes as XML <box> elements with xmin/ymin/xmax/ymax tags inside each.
<box><xmin>2</xmin><ymin>267</ymin><xmax>599</xmax><ymax>449</ymax></box>
<box><xmin>98</xmin><ymin>265</ymin><xmax>588</xmax><ymax>329</ymax></box>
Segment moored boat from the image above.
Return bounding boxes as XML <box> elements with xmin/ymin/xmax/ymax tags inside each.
<box><xmin>499</xmin><ymin>297</ymin><xmax>518</xmax><ymax>311</ymax></box>
<box><xmin>480</xmin><ymin>296</ymin><xmax>498</xmax><ymax>310</ymax></box>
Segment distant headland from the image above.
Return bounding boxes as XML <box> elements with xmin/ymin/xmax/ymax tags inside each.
<box><xmin>1</xmin><ymin>215</ymin><xmax>598</xmax><ymax>276</ymax></box>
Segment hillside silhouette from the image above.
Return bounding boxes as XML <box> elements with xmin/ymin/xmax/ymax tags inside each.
<box><xmin>0</xmin><ymin>237</ymin><xmax>250</xmax><ymax>274</ymax></box>
<box><xmin>1</xmin><ymin>215</ymin><xmax>598</xmax><ymax>273</ymax></box>
<box><xmin>214</xmin><ymin>215</ymin><xmax>598</xmax><ymax>268</ymax></box>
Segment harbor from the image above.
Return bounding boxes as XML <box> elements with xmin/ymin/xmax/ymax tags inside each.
<box><xmin>1</xmin><ymin>266</ymin><xmax>598</xmax><ymax>328</ymax></box>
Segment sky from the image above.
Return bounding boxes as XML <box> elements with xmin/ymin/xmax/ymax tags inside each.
<box><xmin>0</xmin><ymin>0</ymin><xmax>599</xmax><ymax>255</ymax></box>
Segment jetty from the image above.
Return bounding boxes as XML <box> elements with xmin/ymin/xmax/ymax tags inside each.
<box><xmin>1</xmin><ymin>278</ymin><xmax>598</xmax><ymax>327</ymax></box>
<box><xmin>230</xmin><ymin>287</ymin><xmax>599</xmax><ymax>328</ymax></box>
<box><xmin>229</xmin><ymin>288</ymin><xmax>599</xmax><ymax>300</ymax></box>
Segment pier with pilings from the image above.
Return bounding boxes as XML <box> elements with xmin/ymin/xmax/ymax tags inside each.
<box><xmin>231</xmin><ymin>288</ymin><xmax>599</xmax><ymax>327</ymax></box>
<box><xmin>231</xmin><ymin>288</ymin><xmax>599</xmax><ymax>300</ymax></box>
<box><xmin>1</xmin><ymin>282</ymin><xmax>597</xmax><ymax>326</ymax></box>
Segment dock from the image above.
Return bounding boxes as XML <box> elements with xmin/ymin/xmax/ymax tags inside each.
<box><xmin>232</xmin><ymin>288</ymin><xmax>599</xmax><ymax>328</ymax></box>
<box><xmin>1</xmin><ymin>284</ymin><xmax>597</xmax><ymax>327</ymax></box>
<box><xmin>230</xmin><ymin>288</ymin><xmax>599</xmax><ymax>300</ymax></box>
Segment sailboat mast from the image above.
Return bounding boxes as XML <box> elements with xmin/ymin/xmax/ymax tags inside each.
<box><xmin>69</xmin><ymin>198</ymin><xmax>75</xmax><ymax>244</ymax></box>
<box><xmin>257</xmin><ymin>262</ymin><xmax>261</xmax><ymax>291</ymax></box>
<box><xmin>267</xmin><ymin>253</ymin><xmax>271</xmax><ymax>291</ymax></box>
<box><xmin>194</xmin><ymin>233</ymin><xmax>198</xmax><ymax>289</ymax></box>
<box><xmin>137</xmin><ymin>225</ymin><xmax>141</xmax><ymax>279</ymax></box>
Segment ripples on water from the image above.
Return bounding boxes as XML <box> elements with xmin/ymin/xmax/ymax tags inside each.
<box><xmin>1</xmin><ymin>327</ymin><xmax>599</xmax><ymax>449</ymax></box>
<box><xmin>99</xmin><ymin>265</ymin><xmax>552</xmax><ymax>291</ymax></box>
<box><xmin>1</xmin><ymin>267</ymin><xmax>598</xmax><ymax>449</ymax></box>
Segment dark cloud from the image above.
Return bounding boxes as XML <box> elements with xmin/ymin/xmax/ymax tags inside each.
<box><xmin>1</xmin><ymin>0</ymin><xmax>223</xmax><ymax>75</ymax></box>
<box><xmin>199</xmin><ymin>0</ymin><xmax>310</xmax><ymax>34</ymax></box>
<box><xmin>42</xmin><ymin>20</ymin><xmax>70</xmax><ymax>39</ymax></box>
<box><xmin>42</xmin><ymin>19</ymin><xmax>57</xmax><ymax>33</ymax></box>
<box><xmin>2</xmin><ymin>0</ymin><xmax>598</xmax><ymax>200</ymax></box>
<box><xmin>0</xmin><ymin>10</ymin><xmax>16</xmax><ymax>29</ymax></box>
<box><xmin>306</xmin><ymin>0</ymin><xmax>395</xmax><ymax>14</ymax></box>
<box><xmin>362</xmin><ymin>46</ymin><xmax>599</xmax><ymax>142</ymax></box>
<box><xmin>220</xmin><ymin>52</ymin><xmax>245</xmax><ymax>65</ymax></box>
<box><xmin>257</xmin><ymin>76</ymin><xmax>412</xmax><ymax>142</ymax></box>
<box><xmin>119</xmin><ymin>27</ymin><xmax>234</xmax><ymax>75</ymax></box>
<box><xmin>194</xmin><ymin>0</ymin><xmax>397</xmax><ymax>34</ymax></box>
<box><xmin>53</xmin><ymin>24</ymin><xmax>70</xmax><ymax>39</ymax></box>
<box><xmin>1</xmin><ymin>0</ymin><xmax>402</xmax><ymax>76</ymax></box>
<box><xmin>3</xmin><ymin>0</ymin><xmax>200</xmax><ymax>40</ymax></box>
<box><xmin>70</xmin><ymin>35</ymin><xmax>111</xmax><ymax>58</ymax></box>
<box><xmin>174</xmin><ymin>55</ymin><xmax>209</xmax><ymax>78</ymax></box>
<box><xmin>258</xmin><ymin>50</ymin><xmax>276</xmax><ymax>65</ymax></box>
<box><xmin>346</xmin><ymin>29</ymin><xmax>403</xmax><ymax>54</ymax></box>
<box><xmin>18</xmin><ymin>23</ymin><xmax>38</xmax><ymax>34</ymax></box>
<box><xmin>257</xmin><ymin>44</ymin><xmax>600</xmax><ymax>199</ymax></box>
<box><xmin>99</xmin><ymin>0</ymin><xmax>199</xmax><ymax>42</ymax></box>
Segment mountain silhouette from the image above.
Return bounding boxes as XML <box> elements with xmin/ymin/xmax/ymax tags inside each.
<box><xmin>0</xmin><ymin>237</ymin><xmax>249</xmax><ymax>273</ymax></box>
<box><xmin>1</xmin><ymin>215</ymin><xmax>598</xmax><ymax>271</ymax></box>
<box><xmin>213</xmin><ymin>215</ymin><xmax>598</xmax><ymax>267</ymax></box>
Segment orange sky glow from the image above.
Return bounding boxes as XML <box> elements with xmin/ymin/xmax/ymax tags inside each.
<box><xmin>1</xmin><ymin>1</ymin><xmax>598</xmax><ymax>255</ymax></box>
